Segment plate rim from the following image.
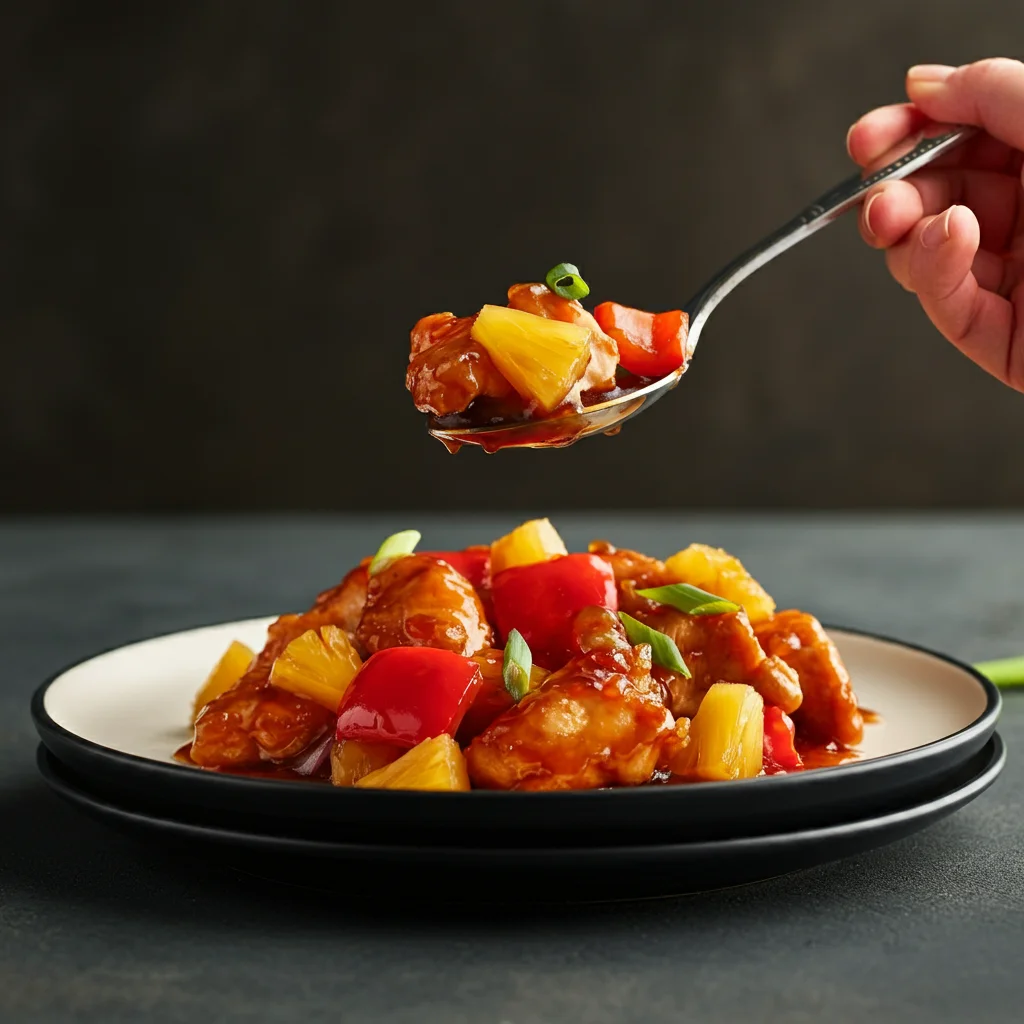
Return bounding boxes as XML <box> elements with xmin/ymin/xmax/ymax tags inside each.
<box><xmin>30</xmin><ymin>616</ymin><xmax>1003</xmax><ymax>802</ymax></box>
<box><xmin>35</xmin><ymin>733</ymin><xmax>1007</xmax><ymax>856</ymax></box>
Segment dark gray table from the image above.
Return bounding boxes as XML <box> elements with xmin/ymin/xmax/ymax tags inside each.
<box><xmin>3</xmin><ymin>515</ymin><xmax>1022</xmax><ymax>1023</ymax></box>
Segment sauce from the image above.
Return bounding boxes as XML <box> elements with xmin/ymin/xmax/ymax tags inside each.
<box><xmin>429</xmin><ymin>377</ymin><xmax>661</xmax><ymax>453</ymax></box>
<box><xmin>173</xmin><ymin>743</ymin><xmax>331</xmax><ymax>783</ymax></box>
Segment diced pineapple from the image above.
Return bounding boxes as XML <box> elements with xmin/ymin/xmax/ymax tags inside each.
<box><xmin>490</xmin><ymin>517</ymin><xmax>569</xmax><ymax>576</ymax></box>
<box><xmin>330</xmin><ymin>739</ymin><xmax>404</xmax><ymax>787</ymax></box>
<box><xmin>664</xmin><ymin>543</ymin><xmax>776</xmax><ymax>624</ymax></box>
<box><xmin>269</xmin><ymin>625</ymin><xmax>362</xmax><ymax>711</ymax></box>
<box><xmin>671</xmin><ymin>682</ymin><xmax>763</xmax><ymax>781</ymax></box>
<box><xmin>193</xmin><ymin>640</ymin><xmax>255</xmax><ymax>719</ymax></box>
<box><xmin>470</xmin><ymin>304</ymin><xmax>591</xmax><ymax>413</ymax></box>
<box><xmin>355</xmin><ymin>734</ymin><xmax>471</xmax><ymax>792</ymax></box>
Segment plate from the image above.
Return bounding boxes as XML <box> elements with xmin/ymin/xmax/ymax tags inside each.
<box><xmin>36</xmin><ymin>736</ymin><xmax>1006</xmax><ymax>902</ymax></box>
<box><xmin>32</xmin><ymin>618</ymin><xmax>1001</xmax><ymax>846</ymax></box>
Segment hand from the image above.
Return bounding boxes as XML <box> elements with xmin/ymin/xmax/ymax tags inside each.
<box><xmin>847</xmin><ymin>58</ymin><xmax>1024</xmax><ymax>391</ymax></box>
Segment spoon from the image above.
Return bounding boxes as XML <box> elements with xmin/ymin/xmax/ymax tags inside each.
<box><xmin>430</xmin><ymin>123</ymin><xmax>976</xmax><ymax>453</ymax></box>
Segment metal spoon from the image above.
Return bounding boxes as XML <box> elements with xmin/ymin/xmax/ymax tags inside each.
<box><xmin>429</xmin><ymin>123</ymin><xmax>975</xmax><ymax>453</ymax></box>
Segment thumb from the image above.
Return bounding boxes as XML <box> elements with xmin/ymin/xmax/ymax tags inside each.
<box><xmin>908</xmin><ymin>204</ymin><xmax>1021</xmax><ymax>388</ymax></box>
<box><xmin>906</xmin><ymin>58</ymin><xmax>1024</xmax><ymax>153</ymax></box>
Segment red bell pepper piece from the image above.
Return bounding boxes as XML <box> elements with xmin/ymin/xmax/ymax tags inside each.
<box><xmin>421</xmin><ymin>546</ymin><xmax>491</xmax><ymax>591</ymax></box>
<box><xmin>491</xmin><ymin>553</ymin><xmax>618</xmax><ymax>670</ymax></box>
<box><xmin>593</xmin><ymin>302</ymin><xmax>688</xmax><ymax>378</ymax></box>
<box><xmin>762</xmin><ymin>705</ymin><xmax>803</xmax><ymax>774</ymax></box>
<box><xmin>335</xmin><ymin>647</ymin><xmax>483</xmax><ymax>748</ymax></box>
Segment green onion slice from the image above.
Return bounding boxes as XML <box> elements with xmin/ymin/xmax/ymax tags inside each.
<box><xmin>974</xmin><ymin>656</ymin><xmax>1024</xmax><ymax>688</ymax></box>
<box><xmin>636</xmin><ymin>582</ymin><xmax>740</xmax><ymax>616</ymax></box>
<box><xmin>503</xmin><ymin>628</ymin><xmax>533</xmax><ymax>702</ymax></box>
<box><xmin>545</xmin><ymin>262</ymin><xmax>590</xmax><ymax>301</ymax></box>
<box><xmin>368</xmin><ymin>529</ymin><xmax>422</xmax><ymax>576</ymax></box>
<box><xmin>618</xmin><ymin>612</ymin><xmax>691</xmax><ymax>678</ymax></box>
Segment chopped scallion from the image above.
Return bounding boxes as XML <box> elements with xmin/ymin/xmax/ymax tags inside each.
<box><xmin>368</xmin><ymin>529</ymin><xmax>422</xmax><ymax>576</ymax></box>
<box><xmin>974</xmin><ymin>656</ymin><xmax>1024</xmax><ymax>688</ymax></box>
<box><xmin>618</xmin><ymin>612</ymin><xmax>691</xmax><ymax>678</ymax></box>
<box><xmin>545</xmin><ymin>262</ymin><xmax>590</xmax><ymax>301</ymax></box>
<box><xmin>636</xmin><ymin>582</ymin><xmax>740</xmax><ymax>616</ymax></box>
<box><xmin>503</xmin><ymin>628</ymin><xmax>533</xmax><ymax>702</ymax></box>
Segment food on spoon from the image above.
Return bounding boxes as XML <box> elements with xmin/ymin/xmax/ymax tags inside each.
<box><xmin>268</xmin><ymin>625</ymin><xmax>363</xmax><ymax>711</ymax></box>
<box><xmin>471</xmin><ymin>305</ymin><xmax>593</xmax><ymax>414</ymax></box>
<box><xmin>664</xmin><ymin>544</ymin><xmax>777</xmax><ymax>624</ymax></box>
<box><xmin>181</xmin><ymin>520</ymin><xmax>869</xmax><ymax>786</ymax></box>
<box><xmin>193</xmin><ymin>640</ymin><xmax>254</xmax><ymax>719</ymax></box>
<box><xmin>490</xmin><ymin>517</ymin><xmax>568</xmax><ymax>576</ymax></box>
<box><xmin>669</xmin><ymin>682</ymin><xmax>764</xmax><ymax>781</ymax></box>
<box><xmin>405</xmin><ymin>265</ymin><xmax>689</xmax><ymax>450</ymax></box>
<box><xmin>593</xmin><ymin>302</ymin><xmax>689</xmax><ymax>378</ymax></box>
<box><xmin>355</xmin><ymin>734</ymin><xmax>471</xmax><ymax>792</ymax></box>
<box><xmin>405</xmin><ymin>313</ymin><xmax>515</xmax><ymax>418</ymax></box>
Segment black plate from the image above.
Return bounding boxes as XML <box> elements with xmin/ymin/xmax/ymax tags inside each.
<box><xmin>31</xmin><ymin>625</ymin><xmax>1002</xmax><ymax>847</ymax></box>
<box><xmin>36</xmin><ymin>735</ymin><xmax>1005</xmax><ymax>903</ymax></box>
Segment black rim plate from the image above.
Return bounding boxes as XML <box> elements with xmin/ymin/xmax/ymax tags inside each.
<box><xmin>31</xmin><ymin>623</ymin><xmax>1002</xmax><ymax>846</ymax></box>
<box><xmin>37</xmin><ymin>735</ymin><xmax>1006</xmax><ymax>902</ymax></box>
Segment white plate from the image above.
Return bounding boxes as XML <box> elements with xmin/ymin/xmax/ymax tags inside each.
<box><xmin>40</xmin><ymin>617</ymin><xmax>992</xmax><ymax>765</ymax></box>
<box><xmin>31</xmin><ymin>619</ymin><xmax>1001</xmax><ymax>846</ymax></box>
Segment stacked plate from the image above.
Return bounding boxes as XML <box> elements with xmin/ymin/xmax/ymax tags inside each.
<box><xmin>33</xmin><ymin>617</ymin><xmax>1004</xmax><ymax>902</ymax></box>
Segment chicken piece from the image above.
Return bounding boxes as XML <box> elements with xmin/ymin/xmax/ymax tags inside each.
<box><xmin>406</xmin><ymin>314</ymin><xmax>517</xmax><ymax>417</ymax></box>
<box><xmin>465</xmin><ymin>608</ymin><xmax>674</xmax><ymax>791</ymax></box>
<box><xmin>636</xmin><ymin>599</ymin><xmax>802</xmax><ymax>719</ymax></box>
<box><xmin>313</xmin><ymin>562</ymin><xmax>369</xmax><ymax>635</ymax></box>
<box><xmin>190</xmin><ymin>570</ymin><xmax>367</xmax><ymax>768</ymax></box>
<box><xmin>356</xmin><ymin>553</ymin><xmax>492</xmax><ymax>657</ymax></box>
<box><xmin>507</xmin><ymin>283</ymin><xmax>618</xmax><ymax>394</ymax></box>
<box><xmin>410</xmin><ymin>311</ymin><xmax>472</xmax><ymax>358</ymax></box>
<box><xmin>588</xmin><ymin>539</ymin><xmax>671</xmax><ymax>593</ymax></box>
<box><xmin>755</xmin><ymin>610</ymin><xmax>863</xmax><ymax>748</ymax></box>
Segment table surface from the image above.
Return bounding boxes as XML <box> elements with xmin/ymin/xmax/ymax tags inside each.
<box><xmin>3</xmin><ymin>514</ymin><xmax>1023</xmax><ymax>1024</ymax></box>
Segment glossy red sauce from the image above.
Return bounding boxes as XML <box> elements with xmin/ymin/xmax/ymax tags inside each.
<box><xmin>174</xmin><ymin>743</ymin><xmax>331</xmax><ymax>783</ymax></box>
<box><xmin>430</xmin><ymin>375</ymin><xmax>660</xmax><ymax>453</ymax></box>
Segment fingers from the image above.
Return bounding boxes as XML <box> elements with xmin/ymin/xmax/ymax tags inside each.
<box><xmin>847</xmin><ymin>104</ymin><xmax>928</xmax><ymax>167</ymax></box>
<box><xmin>859</xmin><ymin>169</ymin><xmax>1022</xmax><ymax>251</ymax></box>
<box><xmin>897</xmin><ymin>205</ymin><xmax>1024</xmax><ymax>389</ymax></box>
<box><xmin>907</xmin><ymin>59</ymin><xmax>1024</xmax><ymax>155</ymax></box>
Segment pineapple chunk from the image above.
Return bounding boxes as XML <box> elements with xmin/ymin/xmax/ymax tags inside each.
<box><xmin>471</xmin><ymin>304</ymin><xmax>591</xmax><ymax>413</ymax></box>
<box><xmin>355</xmin><ymin>734</ymin><xmax>471</xmax><ymax>792</ymax></box>
<box><xmin>671</xmin><ymin>682</ymin><xmax>763</xmax><ymax>781</ymax></box>
<box><xmin>269</xmin><ymin>625</ymin><xmax>362</xmax><ymax>711</ymax></box>
<box><xmin>193</xmin><ymin>640</ymin><xmax>255</xmax><ymax>719</ymax></box>
<box><xmin>330</xmin><ymin>739</ymin><xmax>403</xmax><ymax>787</ymax></box>
<box><xmin>490</xmin><ymin>517</ymin><xmax>568</xmax><ymax>576</ymax></box>
<box><xmin>664</xmin><ymin>543</ymin><xmax>776</xmax><ymax>624</ymax></box>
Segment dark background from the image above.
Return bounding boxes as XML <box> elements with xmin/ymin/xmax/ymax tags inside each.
<box><xmin>2</xmin><ymin>0</ymin><xmax>1022</xmax><ymax>513</ymax></box>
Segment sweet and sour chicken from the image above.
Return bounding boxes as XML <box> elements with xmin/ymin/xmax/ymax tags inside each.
<box><xmin>406</xmin><ymin>265</ymin><xmax>691</xmax><ymax>446</ymax></box>
<box><xmin>183</xmin><ymin>518</ymin><xmax>868</xmax><ymax>789</ymax></box>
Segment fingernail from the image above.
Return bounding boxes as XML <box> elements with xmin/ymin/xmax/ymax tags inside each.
<box><xmin>845</xmin><ymin>121</ymin><xmax>858</xmax><ymax>157</ymax></box>
<box><xmin>907</xmin><ymin>64</ymin><xmax>955</xmax><ymax>98</ymax></box>
<box><xmin>920</xmin><ymin>208</ymin><xmax>954</xmax><ymax>249</ymax></box>
<box><xmin>908</xmin><ymin>64</ymin><xmax>955</xmax><ymax>83</ymax></box>
<box><xmin>862</xmin><ymin>191</ymin><xmax>882</xmax><ymax>237</ymax></box>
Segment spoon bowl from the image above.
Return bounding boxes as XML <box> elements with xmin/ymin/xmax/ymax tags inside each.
<box><xmin>429</xmin><ymin>123</ymin><xmax>975</xmax><ymax>452</ymax></box>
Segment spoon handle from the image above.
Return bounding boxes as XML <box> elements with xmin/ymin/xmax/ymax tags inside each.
<box><xmin>684</xmin><ymin>124</ymin><xmax>977</xmax><ymax>345</ymax></box>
